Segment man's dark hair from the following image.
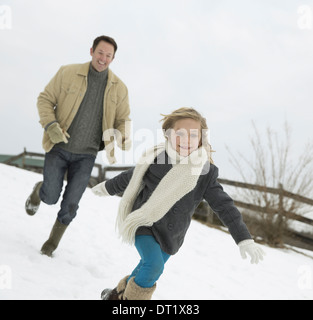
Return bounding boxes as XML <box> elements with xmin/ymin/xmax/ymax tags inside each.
<box><xmin>92</xmin><ymin>35</ymin><xmax>118</xmax><ymax>56</ymax></box>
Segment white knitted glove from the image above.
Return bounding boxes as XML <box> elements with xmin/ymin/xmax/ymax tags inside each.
<box><xmin>92</xmin><ymin>182</ymin><xmax>110</xmax><ymax>197</ymax></box>
<box><xmin>238</xmin><ymin>239</ymin><xmax>265</xmax><ymax>264</ymax></box>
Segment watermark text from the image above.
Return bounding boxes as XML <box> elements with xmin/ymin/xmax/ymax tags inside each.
<box><xmin>0</xmin><ymin>5</ymin><xmax>12</xmax><ymax>30</ymax></box>
<box><xmin>0</xmin><ymin>265</ymin><xmax>12</xmax><ymax>290</ymax></box>
<box><xmin>298</xmin><ymin>5</ymin><xmax>312</xmax><ymax>30</ymax></box>
<box><xmin>297</xmin><ymin>265</ymin><xmax>312</xmax><ymax>290</ymax></box>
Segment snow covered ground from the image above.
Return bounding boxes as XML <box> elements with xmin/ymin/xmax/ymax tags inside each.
<box><xmin>0</xmin><ymin>163</ymin><xmax>312</xmax><ymax>300</ymax></box>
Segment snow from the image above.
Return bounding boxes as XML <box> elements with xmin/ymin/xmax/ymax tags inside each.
<box><xmin>0</xmin><ymin>163</ymin><xmax>312</xmax><ymax>300</ymax></box>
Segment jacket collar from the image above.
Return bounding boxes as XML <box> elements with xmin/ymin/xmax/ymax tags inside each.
<box><xmin>77</xmin><ymin>62</ymin><xmax>118</xmax><ymax>83</ymax></box>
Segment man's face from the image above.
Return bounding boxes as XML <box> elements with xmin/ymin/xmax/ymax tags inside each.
<box><xmin>90</xmin><ymin>41</ymin><xmax>115</xmax><ymax>72</ymax></box>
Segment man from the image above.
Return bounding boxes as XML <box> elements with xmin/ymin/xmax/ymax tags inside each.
<box><xmin>25</xmin><ymin>35</ymin><xmax>131</xmax><ymax>257</ymax></box>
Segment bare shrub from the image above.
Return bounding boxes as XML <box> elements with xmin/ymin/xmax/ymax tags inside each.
<box><xmin>226</xmin><ymin>121</ymin><xmax>313</xmax><ymax>246</ymax></box>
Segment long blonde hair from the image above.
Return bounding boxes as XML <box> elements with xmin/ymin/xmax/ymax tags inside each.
<box><xmin>160</xmin><ymin>107</ymin><xmax>214</xmax><ymax>164</ymax></box>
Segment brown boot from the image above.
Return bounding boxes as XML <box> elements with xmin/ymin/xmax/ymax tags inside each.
<box><xmin>41</xmin><ymin>219</ymin><xmax>67</xmax><ymax>257</ymax></box>
<box><xmin>101</xmin><ymin>275</ymin><xmax>130</xmax><ymax>300</ymax></box>
<box><xmin>25</xmin><ymin>181</ymin><xmax>43</xmax><ymax>216</ymax></box>
<box><xmin>123</xmin><ymin>277</ymin><xmax>156</xmax><ymax>300</ymax></box>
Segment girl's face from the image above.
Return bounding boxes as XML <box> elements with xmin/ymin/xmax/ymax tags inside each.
<box><xmin>169</xmin><ymin>118</ymin><xmax>202</xmax><ymax>157</ymax></box>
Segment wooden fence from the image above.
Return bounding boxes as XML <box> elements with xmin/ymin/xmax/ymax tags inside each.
<box><xmin>2</xmin><ymin>149</ymin><xmax>103</xmax><ymax>186</ymax></box>
<box><xmin>218</xmin><ymin>178</ymin><xmax>313</xmax><ymax>227</ymax></box>
<box><xmin>3</xmin><ymin>149</ymin><xmax>313</xmax><ymax>250</ymax></box>
<box><xmin>216</xmin><ymin>178</ymin><xmax>313</xmax><ymax>251</ymax></box>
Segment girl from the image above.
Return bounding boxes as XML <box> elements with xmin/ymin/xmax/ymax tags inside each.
<box><xmin>92</xmin><ymin>107</ymin><xmax>265</xmax><ymax>300</ymax></box>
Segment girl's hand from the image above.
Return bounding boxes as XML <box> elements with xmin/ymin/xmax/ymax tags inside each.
<box><xmin>238</xmin><ymin>239</ymin><xmax>265</xmax><ymax>264</ymax></box>
<box><xmin>92</xmin><ymin>182</ymin><xmax>110</xmax><ymax>197</ymax></box>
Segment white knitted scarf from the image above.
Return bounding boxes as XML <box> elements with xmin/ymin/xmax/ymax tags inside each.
<box><xmin>116</xmin><ymin>141</ymin><xmax>209</xmax><ymax>245</ymax></box>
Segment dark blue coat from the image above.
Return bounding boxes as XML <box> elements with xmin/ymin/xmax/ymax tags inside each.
<box><xmin>105</xmin><ymin>151</ymin><xmax>252</xmax><ymax>255</ymax></box>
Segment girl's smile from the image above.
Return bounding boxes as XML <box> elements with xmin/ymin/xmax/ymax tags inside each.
<box><xmin>169</xmin><ymin>118</ymin><xmax>202</xmax><ymax>156</ymax></box>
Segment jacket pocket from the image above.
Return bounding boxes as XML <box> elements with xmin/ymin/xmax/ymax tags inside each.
<box><xmin>61</xmin><ymin>82</ymin><xmax>79</xmax><ymax>95</ymax></box>
<box><xmin>57</xmin><ymin>83</ymin><xmax>80</xmax><ymax>122</ymax></box>
<box><xmin>59</xmin><ymin>82</ymin><xmax>79</xmax><ymax>106</ymax></box>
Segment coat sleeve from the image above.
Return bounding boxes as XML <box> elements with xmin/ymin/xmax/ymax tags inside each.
<box><xmin>203</xmin><ymin>165</ymin><xmax>252</xmax><ymax>244</ymax></box>
<box><xmin>105</xmin><ymin>167</ymin><xmax>134</xmax><ymax>196</ymax></box>
<box><xmin>114</xmin><ymin>83</ymin><xmax>132</xmax><ymax>151</ymax></box>
<box><xmin>37</xmin><ymin>66</ymin><xmax>64</xmax><ymax>129</ymax></box>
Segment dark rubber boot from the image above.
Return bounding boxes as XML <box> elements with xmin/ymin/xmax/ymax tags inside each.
<box><xmin>25</xmin><ymin>181</ymin><xmax>43</xmax><ymax>216</ymax></box>
<box><xmin>41</xmin><ymin>219</ymin><xmax>68</xmax><ymax>257</ymax></box>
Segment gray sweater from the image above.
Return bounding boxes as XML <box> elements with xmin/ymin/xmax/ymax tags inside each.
<box><xmin>105</xmin><ymin>151</ymin><xmax>252</xmax><ymax>255</ymax></box>
<box><xmin>57</xmin><ymin>64</ymin><xmax>108</xmax><ymax>156</ymax></box>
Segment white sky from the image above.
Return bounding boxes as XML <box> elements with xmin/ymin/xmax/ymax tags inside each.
<box><xmin>1</xmin><ymin>0</ymin><xmax>313</xmax><ymax>179</ymax></box>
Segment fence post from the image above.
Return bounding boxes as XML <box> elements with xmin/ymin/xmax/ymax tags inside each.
<box><xmin>278</xmin><ymin>183</ymin><xmax>284</xmax><ymax>216</ymax></box>
<box><xmin>277</xmin><ymin>183</ymin><xmax>285</xmax><ymax>243</ymax></box>
<box><xmin>22</xmin><ymin>147</ymin><xmax>26</xmax><ymax>168</ymax></box>
<box><xmin>102</xmin><ymin>168</ymin><xmax>107</xmax><ymax>182</ymax></box>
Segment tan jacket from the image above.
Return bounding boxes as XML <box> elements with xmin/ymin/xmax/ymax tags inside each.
<box><xmin>37</xmin><ymin>62</ymin><xmax>131</xmax><ymax>164</ymax></box>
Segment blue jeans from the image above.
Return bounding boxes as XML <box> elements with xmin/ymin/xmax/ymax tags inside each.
<box><xmin>39</xmin><ymin>147</ymin><xmax>96</xmax><ymax>225</ymax></box>
<box><xmin>128</xmin><ymin>235</ymin><xmax>171</xmax><ymax>288</ymax></box>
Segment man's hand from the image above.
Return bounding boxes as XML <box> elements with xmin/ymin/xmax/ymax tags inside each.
<box><xmin>47</xmin><ymin>122</ymin><xmax>70</xmax><ymax>144</ymax></box>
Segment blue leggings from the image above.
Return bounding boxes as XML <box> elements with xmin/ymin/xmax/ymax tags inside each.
<box><xmin>127</xmin><ymin>235</ymin><xmax>171</xmax><ymax>288</ymax></box>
